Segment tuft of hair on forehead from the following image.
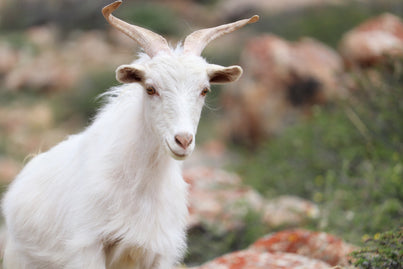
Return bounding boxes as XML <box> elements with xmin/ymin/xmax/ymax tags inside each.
<box><xmin>132</xmin><ymin>43</ymin><xmax>183</xmax><ymax>64</ymax></box>
<box><xmin>141</xmin><ymin>51</ymin><xmax>208</xmax><ymax>74</ymax></box>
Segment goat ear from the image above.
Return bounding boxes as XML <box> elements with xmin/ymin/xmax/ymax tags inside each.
<box><xmin>116</xmin><ymin>64</ymin><xmax>146</xmax><ymax>84</ymax></box>
<box><xmin>207</xmin><ymin>64</ymin><xmax>243</xmax><ymax>84</ymax></box>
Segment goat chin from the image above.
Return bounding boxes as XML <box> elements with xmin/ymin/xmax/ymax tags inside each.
<box><xmin>166</xmin><ymin>141</ymin><xmax>193</xmax><ymax>161</ymax></box>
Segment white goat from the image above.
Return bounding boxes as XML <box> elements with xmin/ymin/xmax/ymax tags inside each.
<box><xmin>2</xmin><ymin>1</ymin><xmax>258</xmax><ymax>269</ymax></box>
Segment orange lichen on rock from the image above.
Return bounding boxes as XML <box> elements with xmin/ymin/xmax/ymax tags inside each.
<box><xmin>250</xmin><ymin>229</ymin><xmax>357</xmax><ymax>266</ymax></box>
<box><xmin>189</xmin><ymin>229</ymin><xmax>357</xmax><ymax>269</ymax></box>
<box><xmin>193</xmin><ymin>249</ymin><xmax>332</xmax><ymax>269</ymax></box>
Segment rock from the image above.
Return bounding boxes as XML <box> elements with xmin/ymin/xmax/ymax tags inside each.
<box><xmin>221</xmin><ymin>34</ymin><xmax>345</xmax><ymax>145</ymax></box>
<box><xmin>339</xmin><ymin>13</ymin><xmax>403</xmax><ymax>67</ymax></box>
<box><xmin>0</xmin><ymin>42</ymin><xmax>18</xmax><ymax>75</ymax></box>
<box><xmin>218</xmin><ymin>0</ymin><xmax>345</xmax><ymax>19</ymax></box>
<box><xmin>0</xmin><ymin>158</ymin><xmax>21</xmax><ymax>184</ymax></box>
<box><xmin>250</xmin><ymin>229</ymin><xmax>357</xmax><ymax>266</ymax></box>
<box><xmin>0</xmin><ymin>103</ymin><xmax>67</xmax><ymax>172</ymax></box>
<box><xmin>263</xmin><ymin>196</ymin><xmax>319</xmax><ymax>228</ymax></box>
<box><xmin>184</xmin><ymin>167</ymin><xmax>319</xmax><ymax>232</ymax></box>
<box><xmin>187</xmin><ymin>229</ymin><xmax>356</xmax><ymax>269</ymax></box>
<box><xmin>26</xmin><ymin>25</ymin><xmax>58</xmax><ymax>49</ymax></box>
<box><xmin>5</xmin><ymin>50</ymin><xmax>79</xmax><ymax>91</ymax></box>
<box><xmin>0</xmin><ymin>103</ymin><xmax>53</xmax><ymax>134</ymax></box>
<box><xmin>184</xmin><ymin>167</ymin><xmax>265</xmax><ymax>232</ymax></box>
<box><xmin>28</xmin><ymin>103</ymin><xmax>54</xmax><ymax>130</ymax></box>
<box><xmin>192</xmin><ymin>249</ymin><xmax>332</xmax><ymax>269</ymax></box>
<box><xmin>184</xmin><ymin>140</ymin><xmax>229</xmax><ymax>169</ymax></box>
<box><xmin>2</xmin><ymin>25</ymin><xmax>133</xmax><ymax>92</ymax></box>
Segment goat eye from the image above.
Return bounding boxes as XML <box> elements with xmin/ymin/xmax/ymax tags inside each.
<box><xmin>146</xmin><ymin>86</ymin><xmax>158</xmax><ymax>96</ymax></box>
<box><xmin>200</xmin><ymin>87</ymin><xmax>210</xmax><ymax>97</ymax></box>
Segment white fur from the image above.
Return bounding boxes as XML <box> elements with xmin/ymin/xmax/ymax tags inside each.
<box><xmin>2</xmin><ymin>49</ymin><xmax>242</xmax><ymax>269</ymax></box>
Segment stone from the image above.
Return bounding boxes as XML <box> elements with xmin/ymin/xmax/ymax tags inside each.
<box><xmin>339</xmin><ymin>13</ymin><xmax>403</xmax><ymax>67</ymax></box>
<box><xmin>221</xmin><ymin>34</ymin><xmax>345</xmax><ymax>145</ymax></box>
<box><xmin>191</xmin><ymin>249</ymin><xmax>332</xmax><ymax>269</ymax></box>
<box><xmin>250</xmin><ymin>229</ymin><xmax>357</xmax><ymax>266</ymax></box>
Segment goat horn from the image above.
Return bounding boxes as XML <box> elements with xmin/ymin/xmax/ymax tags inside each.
<box><xmin>102</xmin><ymin>1</ymin><xmax>171</xmax><ymax>57</ymax></box>
<box><xmin>183</xmin><ymin>15</ymin><xmax>259</xmax><ymax>56</ymax></box>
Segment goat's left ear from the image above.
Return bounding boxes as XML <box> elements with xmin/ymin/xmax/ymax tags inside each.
<box><xmin>207</xmin><ymin>64</ymin><xmax>243</xmax><ymax>84</ymax></box>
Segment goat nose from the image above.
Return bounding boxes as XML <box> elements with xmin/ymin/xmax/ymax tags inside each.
<box><xmin>174</xmin><ymin>133</ymin><xmax>193</xmax><ymax>150</ymax></box>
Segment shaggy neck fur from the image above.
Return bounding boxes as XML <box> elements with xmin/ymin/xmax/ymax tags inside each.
<box><xmin>89</xmin><ymin>80</ymin><xmax>180</xmax><ymax>181</ymax></box>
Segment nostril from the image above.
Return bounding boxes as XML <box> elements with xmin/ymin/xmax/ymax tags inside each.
<box><xmin>175</xmin><ymin>136</ymin><xmax>182</xmax><ymax>147</ymax></box>
<box><xmin>174</xmin><ymin>133</ymin><xmax>193</xmax><ymax>150</ymax></box>
<box><xmin>188</xmin><ymin>135</ymin><xmax>193</xmax><ymax>145</ymax></box>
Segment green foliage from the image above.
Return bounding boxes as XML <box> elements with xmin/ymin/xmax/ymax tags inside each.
<box><xmin>351</xmin><ymin>229</ymin><xmax>403</xmax><ymax>269</ymax></box>
<box><xmin>185</xmin><ymin>209</ymin><xmax>269</xmax><ymax>266</ymax></box>
<box><xmin>116</xmin><ymin>2</ymin><xmax>185</xmax><ymax>37</ymax></box>
<box><xmin>0</xmin><ymin>0</ymin><xmax>185</xmax><ymax>35</ymax></box>
<box><xmin>185</xmin><ymin>226</ymin><xmax>237</xmax><ymax>266</ymax></box>
<box><xmin>0</xmin><ymin>0</ymin><xmax>109</xmax><ymax>31</ymax></box>
<box><xmin>236</xmin><ymin>59</ymin><xmax>403</xmax><ymax>244</ymax></box>
<box><xmin>256</xmin><ymin>0</ymin><xmax>403</xmax><ymax>47</ymax></box>
<box><xmin>50</xmin><ymin>70</ymin><xmax>116</xmax><ymax>123</ymax></box>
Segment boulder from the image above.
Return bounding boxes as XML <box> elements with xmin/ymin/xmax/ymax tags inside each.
<box><xmin>263</xmin><ymin>196</ymin><xmax>319</xmax><ymax>228</ymax></box>
<box><xmin>2</xmin><ymin>25</ymin><xmax>133</xmax><ymax>92</ymax></box>
<box><xmin>250</xmin><ymin>229</ymin><xmax>357</xmax><ymax>266</ymax></box>
<box><xmin>0</xmin><ymin>158</ymin><xmax>21</xmax><ymax>184</ymax></box>
<box><xmin>184</xmin><ymin>167</ymin><xmax>265</xmax><ymax>232</ymax></box>
<box><xmin>0</xmin><ymin>42</ymin><xmax>18</xmax><ymax>75</ymax></box>
<box><xmin>221</xmin><ymin>34</ymin><xmax>345</xmax><ymax>145</ymax></box>
<box><xmin>218</xmin><ymin>0</ymin><xmax>345</xmax><ymax>19</ymax></box>
<box><xmin>339</xmin><ymin>13</ymin><xmax>403</xmax><ymax>67</ymax></box>
<box><xmin>188</xmin><ymin>229</ymin><xmax>356</xmax><ymax>269</ymax></box>
<box><xmin>184</xmin><ymin>167</ymin><xmax>319</xmax><ymax>232</ymax></box>
<box><xmin>191</xmin><ymin>249</ymin><xmax>332</xmax><ymax>269</ymax></box>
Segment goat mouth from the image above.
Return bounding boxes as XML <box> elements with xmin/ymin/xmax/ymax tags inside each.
<box><xmin>172</xmin><ymin>152</ymin><xmax>187</xmax><ymax>160</ymax></box>
<box><xmin>166</xmin><ymin>141</ymin><xmax>188</xmax><ymax>160</ymax></box>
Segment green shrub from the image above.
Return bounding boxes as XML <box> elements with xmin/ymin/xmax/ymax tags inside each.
<box><xmin>185</xmin><ymin>210</ymin><xmax>269</xmax><ymax>266</ymax></box>
<box><xmin>351</xmin><ymin>229</ymin><xmax>403</xmax><ymax>269</ymax></box>
<box><xmin>0</xmin><ymin>0</ymin><xmax>184</xmax><ymax>35</ymax></box>
<box><xmin>235</xmin><ymin>59</ymin><xmax>403</xmax><ymax>244</ymax></box>
<box><xmin>116</xmin><ymin>2</ymin><xmax>185</xmax><ymax>37</ymax></box>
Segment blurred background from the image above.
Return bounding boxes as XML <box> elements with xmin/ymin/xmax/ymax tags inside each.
<box><xmin>0</xmin><ymin>0</ymin><xmax>402</xmax><ymax>267</ymax></box>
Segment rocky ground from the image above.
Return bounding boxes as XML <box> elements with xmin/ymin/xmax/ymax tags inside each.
<box><xmin>179</xmin><ymin>144</ymin><xmax>357</xmax><ymax>268</ymax></box>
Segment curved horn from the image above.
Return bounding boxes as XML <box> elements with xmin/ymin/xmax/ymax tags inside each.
<box><xmin>102</xmin><ymin>1</ymin><xmax>171</xmax><ymax>57</ymax></box>
<box><xmin>184</xmin><ymin>15</ymin><xmax>259</xmax><ymax>56</ymax></box>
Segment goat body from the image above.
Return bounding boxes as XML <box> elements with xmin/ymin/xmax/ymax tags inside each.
<box><xmin>2</xmin><ymin>2</ymin><xmax>258</xmax><ymax>268</ymax></box>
